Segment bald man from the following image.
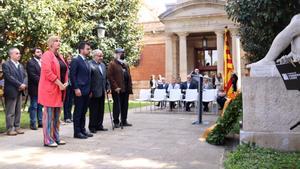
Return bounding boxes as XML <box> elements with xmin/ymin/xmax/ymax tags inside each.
<box><xmin>2</xmin><ymin>48</ymin><xmax>27</xmax><ymax>136</ymax></box>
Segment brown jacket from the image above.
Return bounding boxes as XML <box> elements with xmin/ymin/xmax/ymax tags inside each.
<box><xmin>108</xmin><ymin>59</ymin><xmax>133</xmax><ymax>94</ymax></box>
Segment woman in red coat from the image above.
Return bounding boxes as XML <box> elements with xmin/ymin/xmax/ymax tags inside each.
<box><xmin>38</xmin><ymin>36</ymin><xmax>68</xmax><ymax>147</ymax></box>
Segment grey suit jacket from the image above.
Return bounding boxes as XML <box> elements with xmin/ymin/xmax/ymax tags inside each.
<box><xmin>2</xmin><ymin>60</ymin><xmax>27</xmax><ymax>98</ymax></box>
<box><xmin>89</xmin><ymin>60</ymin><xmax>109</xmax><ymax>98</ymax></box>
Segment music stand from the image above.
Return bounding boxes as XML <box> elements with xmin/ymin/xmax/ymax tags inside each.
<box><xmin>191</xmin><ymin>74</ymin><xmax>209</xmax><ymax>125</ymax></box>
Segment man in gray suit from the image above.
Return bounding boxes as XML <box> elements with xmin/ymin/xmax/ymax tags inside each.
<box><xmin>2</xmin><ymin>48</ymin><xmax>27</xmax><ymax>136</ymax></box>
<box><xmin>88</xmin><ymin>49</ymin><xmax>110</xmax><ymax>133</ymax></box>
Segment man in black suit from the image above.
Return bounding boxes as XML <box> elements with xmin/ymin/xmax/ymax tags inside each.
<box><xmin>181</xmin><ymin>75</ymin><xmax>197</xmax><ymax>111</ymax></box>
<box><xmin>26</xmin><ymin>48</ymin><xmax>43</xmax><ymax>130</ymax></box>
<box><xmin>2</xmin><ymin>48</ymin><xmax>27</xmax><ymax>136</ymax></box>
<box><xmin>88</xmin><ymin>49</ymin><xmax>110</xmax><ymax>133</ymax></box>
<box><xmin>70</xmin><ymin>42</ymin><xmax>92</xmax><ymax>139</ymax></box>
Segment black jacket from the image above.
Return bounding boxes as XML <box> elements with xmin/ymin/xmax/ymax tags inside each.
<box><xmin>2</xmin><ymin>60</ymin><xmax>27</xmax><ymax>98</ymax></box>
<box><xmin>157</xmin><ymin>83</ymin><xmax>169</xmax><ymax>91</ymax></box>
<box><xmin>181</xmin><ymin>81</ymin><xmax>198</xmax><ymax>90</ymax></box>
<box><xmin>26</xmin><ymin>57</ymin><xmax>41</xmax><ymax>97</ymax></box>
<box><xmin>89</xmin><ymin>60</ymin><xmax>109</xmax><ymax>98</ymax></box>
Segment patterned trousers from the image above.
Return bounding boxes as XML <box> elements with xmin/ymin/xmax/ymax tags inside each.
<box><xmin>43</xmin><ymin>107</ymin><xmax>61</xmax><ymax>145</ymax></box>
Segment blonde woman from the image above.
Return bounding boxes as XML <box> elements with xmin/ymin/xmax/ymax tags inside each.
<box><xmin>38</xmin><ymin>36</ymin><xmax>68</xmax><ymax>147</ymax></box>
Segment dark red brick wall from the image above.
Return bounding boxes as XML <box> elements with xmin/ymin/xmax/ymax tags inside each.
<box><xmin>131</xmin><ymin>43</ymin><xmax>165</xmax><ymax>81</ymax></box>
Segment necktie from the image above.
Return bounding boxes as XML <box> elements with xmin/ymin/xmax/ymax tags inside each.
<box><xmin>17</xmin><ymin>65</ymin><xmax>23</xmax><ymax>81</ymax></box>
<box><xmin>83</xmin><ymin>58</ymin><xmax>89</xmax><ymax>68</ymax></box>
<box><xmin>98</xmin><ymin>64</ymin><xmax>103</xmax><ymax>75</ymax></box>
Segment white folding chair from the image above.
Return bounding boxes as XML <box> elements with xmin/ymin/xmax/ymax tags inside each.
<box><xmin>150</xmin><ymin>89</ymin><xmax>166</xmax><ymax>111</ymax></box>
<box><xmin>182</xmin><ymin>89</ymin><xmax>198</xmax><ymax>112</ymax></box>
<box><xmin>135</xmin><ymin>89</ymin><xmax>151</xmax><ymax>112</ymax></box>
<box><xmin>202</xmin><ymin>89</ymin><xmax>218</xmax><ymax>113</ymax></box>
<box><xmin>166</xmin><ymin>89</ymin><xmax>182</xmax><ymax>112</ymax></box>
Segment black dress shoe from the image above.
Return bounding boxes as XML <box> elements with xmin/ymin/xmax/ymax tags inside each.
<box><xmin>74</xmin><ymin>133</ymin><xmax>88</xmax><ymax>139</ymax></box>
<box><xmin>121</xmin><ymin>122</ymin><xmax>132</xmax><ymax>127</ymax></box>
<box><xmin>82</xmin><ymin>131</ymin><xmax>93</xmax><ymax>137</ymax></box>
<box><xmin>89</xmin><ymin>128</ymin><xmax>97</xmax><ymax>134</ymax></box>
<box><xmin>30</xmin><ymin>125</ymin><xmax>37</xmax><ymax>130</ymax></box>
<box><xmin>96</xmin><ymin>127</ymin><xmax>108</xmax><ymax>131</ymax></box>
<box><xmin>114</xmin><ymin>123</ymin><xmax>120</xmax><ymax>128</ymax></box>
<box><xmin>38</xmin><ymin>124</ymin><xmax>43</xmax><ymax>128</ymax></box>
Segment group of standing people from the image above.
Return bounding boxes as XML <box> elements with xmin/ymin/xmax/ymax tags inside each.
<box><xmin>2</xmin><ymin>35</ymin><xmax>133</xmax><ymax>147</ymax></box>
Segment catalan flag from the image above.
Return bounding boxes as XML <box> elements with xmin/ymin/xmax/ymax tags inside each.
<box><xmin>223</xmin><ymin>28</ymin><xmax>235</xmax><ymax>99</ymax></box>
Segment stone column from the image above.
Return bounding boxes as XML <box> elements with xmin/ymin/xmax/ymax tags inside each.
<box><xmin>231</xmin><ymin>29</ymin><xmax>239</xmax><ymax>73</ymax></box>
<box><xmin>231</xmin><ymin>29</ymin><xmax>242</xmax><ymax>89</ymax></box>
<box><xmin>165</xmin><ymin>33</ymin><xmax>174</xmax><ymax>81</ymax></box>
<box><xmin>215</xmin><ymin>30</ymin><xmax>224</xmax><ymax>76</ymax></box>
<box><xmin>177</xmin><ymin>32</ymin><xmax>189</xmax><ymax>81</ymax></box>
<box><xmin>236</xmin><ymin>36</ymin><xmax>242</xmax><ymax>89</ymax></box>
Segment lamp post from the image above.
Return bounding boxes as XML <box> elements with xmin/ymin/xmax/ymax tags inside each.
<box><xmin>96</xmin><ymin>20</ymin><xmax>106</xmax><ymax>38</ymax></box>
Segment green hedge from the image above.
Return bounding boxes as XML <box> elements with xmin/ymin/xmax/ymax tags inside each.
<box><xmin>224</xmin><ymin>144</ymin><xmax>300</xmax><ymax>169</ymax></box>
<box><xmin>206</xmin><ymin>94</ymin><xmax>243</xmax><ymax>145</ymax></box>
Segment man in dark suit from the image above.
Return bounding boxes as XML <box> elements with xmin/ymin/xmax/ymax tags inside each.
<box><xmin>26</xmin><ymin>48</ymin><xmax>43</xmax><ymax>130</ymax></box>
<box><xmin>2</xmin><ymin>48</ymin><xmax>27</xmax><ymax>136</ymax></box>
<box><xmin>88</xmin><ymin>49</ymin><xmax>110</xmax><ymax>133</ymax></box>
<box><xmin>181</xmin><ymin>75</ymin><xmax>197</xmax><ymax>111</ymax></box>
<box><xmin>157</xmin><ymin>77</ymin><xmax>169</xmax><ymax>91</ymax></box>
<box><xmin>70</xmin><ymin>41</ymin><xmax>93</xmax><ymax>139</ymax></box>
<box><xmin>108</xmin><ymin>48</ymin><xmax>133</xmax><ymax>128</ymax></box>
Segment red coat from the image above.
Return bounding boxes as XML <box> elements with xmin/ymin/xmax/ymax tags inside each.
<box><xmin>38</xmin><ymin>50</ymin><xmax>68</xmax><ymax>107</ymax></box>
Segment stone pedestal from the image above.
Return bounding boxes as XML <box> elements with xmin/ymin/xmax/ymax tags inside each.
<box><xmin>241</xmin><ymin>77</ymin><xmax>300</xmax><ymax>151</ymax></box>
<box><xmin>250</xmin><ymin>64</ymin><xmax>280</xmax><ymax>77</ymax></box>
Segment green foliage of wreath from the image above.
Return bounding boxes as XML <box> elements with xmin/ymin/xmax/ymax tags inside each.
<box><xmin>206</xmin><ymin>93</ymin><xmax>243</xmax><ymax>145</ymax></box>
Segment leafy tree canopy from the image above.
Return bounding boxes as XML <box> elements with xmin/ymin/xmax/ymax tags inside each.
<box><xmin>225</xmin><ymin>0</ymin><xmax>300</xmax><ymax>63</ymax></box>
<box><xmin>0</xmin><ymin>0</ymin><xmax>143</xmax><ymax>64</ymax></box>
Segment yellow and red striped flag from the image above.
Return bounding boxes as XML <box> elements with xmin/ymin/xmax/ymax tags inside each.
<box><xmin>223</xmin><ymin>28</ymin><xmax>235</xmax><ymax>99</ymax></box>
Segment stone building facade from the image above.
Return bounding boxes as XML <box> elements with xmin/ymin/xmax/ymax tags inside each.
<box><xmin>131</xmin><ymin>0</ymin><xmax>246</xmax><ymax>97</ymax></box>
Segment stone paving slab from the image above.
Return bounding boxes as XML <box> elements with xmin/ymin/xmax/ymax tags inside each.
<box><xmin>0</xmin><ymin>108</ymin><xmax>224</xmax><ymax>169</ymax></box>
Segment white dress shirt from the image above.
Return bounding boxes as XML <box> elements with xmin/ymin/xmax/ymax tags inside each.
<box><xmin>11</xmin><ymin>59</ymin><xmax>20</xmax><ymax>68</ymax></box>
<box><xmin>167</xmin><ymin>83</ymin><xmax>180</xmax><ymax>92</ymax></box>
<box><xmin>98</xmin><ymin>63</ymin><xmax>103</xmax><ymax>75</ymax></box>
<box><xmin>34</xmin><ymin>57</ymin><xmax>41</xmax><ymax>67</ymax></box>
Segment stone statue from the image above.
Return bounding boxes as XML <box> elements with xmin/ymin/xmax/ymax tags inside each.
<box><xmin>248</xmin><ymin>14</ymin><xmax>300</xmax><ymax>76</ymax></box>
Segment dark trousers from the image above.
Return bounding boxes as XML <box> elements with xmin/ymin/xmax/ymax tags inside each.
<box><xmin>203</xmin><ymin>102</ymin><xmax>209</xmax><ymax>112</ymax></box>
<box><xmin>185</xmin><ymin>102</ymin><xmax>192</xmax><ymax>111</ymax></box>
<box><xmin>217</xmin><ymin>96</ymin><xmax>227</xmax><ymax>109</ymax></box>
<box><xmin>28</xmin><ymin>96</ymin><xmax>43</xmax><ymax>126</ymax></box>
<box><xmin>63</xmin><ymin>86</ymin><xmax>74</xmax><ymax>120</ymax></box>
<box><xmin>170</xmin><ymin>102</ymin><xmax>175</xmax><ymax>111</ymax></box>
<box><xmin>73</xmin><ymin>95</ymin><xmax>89</xmax><ymax>135</ymax></box>
<box><xmin>112</xmin><ymin>92</ymin><xmax>129</xmax><ymax>124</ymax></box>
<box><xmin>88</xmin><ymin>94</ymin><xmax>105</xmax><ymax>130</ymax></box>
<box><xmin>5</xmin><ymin>95</ymin><xmax>22</xmax><ymax>132</ymax></box>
